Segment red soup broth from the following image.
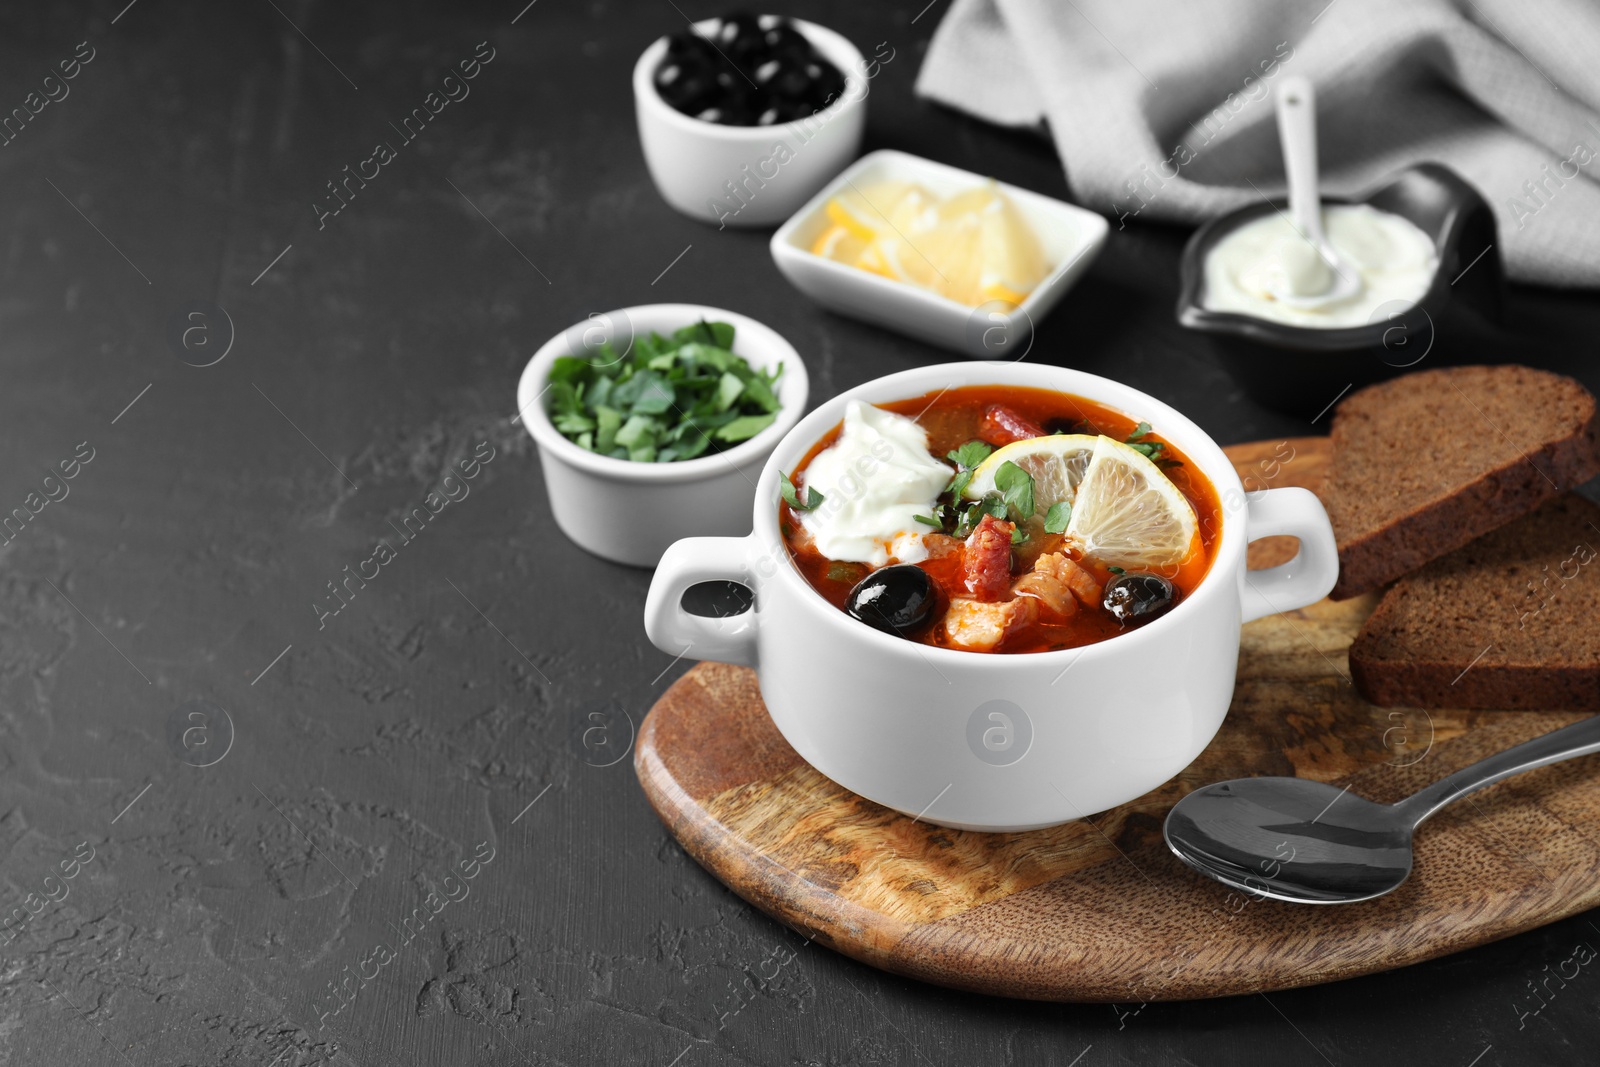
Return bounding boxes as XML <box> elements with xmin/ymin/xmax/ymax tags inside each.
<box><xmin>779</xmin><ymin>385</ymin><xmax>1224</xmax><ymax>654</ymax></box>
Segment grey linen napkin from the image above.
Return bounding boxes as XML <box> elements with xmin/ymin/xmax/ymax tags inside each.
<box><xmin>916</xmin><ymin>0</ymin><xmax>1600</xmax><ymax>287</ymax></box>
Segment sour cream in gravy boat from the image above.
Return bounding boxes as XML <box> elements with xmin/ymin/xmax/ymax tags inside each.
<box><xmin>644</xmin><ymin>362</ymin><xmax>1338</xmax><ymax>831</ymax></box>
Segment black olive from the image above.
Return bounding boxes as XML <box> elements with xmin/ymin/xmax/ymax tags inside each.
<box><xmin>714</xmin><ymin>96</ymin><xmax>761</xmax><ymax>125</ymax></box>
<box><xmin>768</xmin><ymin>58</ymin><xmax>817</xmax><ymax>101</ymax></box>
<box><xmin>806</xmin><ymin>63</ymin><xmax>846</xmax><ymax>108</ymax></box>
<box><xmin>657</xmin><ymin>34</ymin><xmax>724</xmax><ymax>116</ymax></box>
<box><xmin>655</xmin><ymin>63</ymin><xmax>717</xmax><ymax>114</ymax></box>
<box><xmin>715</xmin><ymin>12</ymin><xmax>760</xmax><ymax>47</ymax></box>
<box><xmin>1044</xmin><ymin>417</ymin><xmax>1081</xmax><ymax>435</ymax></box>
<box><xmin>662</xmin><ymin>13</ymin><xmax>844</xmax><ymax>126</ymax></box>
<box><xmin>762</xmin><ymin>23</ymin><xmax>811</xmax><ymax>59</ymax></box>
<box><xmin>715</xmin><ymin>12</ymin><xmax>764</xmax><ymax>67</ymax></box>
<box><xmin>1102</xmin><ymin>572</ymin><xmax>1178</xmax><ymax>625</ymax></box>
<box><xmin>753</xmin><ymin>59</ymin><xmax>780</xmax><ymax>85</ymax></box>
<box><xmin>756</xmin><ymin>96</ymin><xmax>814</xmax><ymax>125</ymax></box>
<box><xmin>846</xmin><ymin>565</ymin><xmax>936</xmax><ymax>636</ymax></box>
<box><xmin>771</xmin><ymin>98</ymin><xmax>815</xmax><ymax>123</ymax></box>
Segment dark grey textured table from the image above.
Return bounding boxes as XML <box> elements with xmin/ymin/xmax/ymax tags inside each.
<box><xmin>3</xmin><ymin>2</ymin><xmax>1598</xmax><ymax>1065</ymax></box>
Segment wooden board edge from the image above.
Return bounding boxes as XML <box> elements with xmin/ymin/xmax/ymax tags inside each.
<box><xmin>634</xmin><ymin>701</ymin><xmax>921</xmax><ymax>969</ymax></box>
<box><xmin>880</xmin><ymin>845</ymin><xmax>1600</xmax><ymax>1003</ymax></box>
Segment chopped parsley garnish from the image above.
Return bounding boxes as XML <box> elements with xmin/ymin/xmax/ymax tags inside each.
<box><xmin>1123</xmin><ymin>421</ymin><xmax>1163</xmax><ymax>461</ymax></box>
<box><xmin>946</xmin><ymin>440</ymin><xmax>993</xmax><ymax>470</ymax></box>
<box><xmin>1124</xmin><ymin>420</ymin><xmax>1182</xmax><ymax>468</ymax></box>
<box><xmin>938</xmin><ymin>491</ymin><xmax>1009</xmax><ymax>539</ymax></box>
<box><xmin>546</xmin><ymin>320</ymin><xmax>782</xmax><ymax>463</ymax></box>
<box><xmin>923</xmin><ymin>451</ymin><xmax>1050</xmax><ymax>540</ymax></box>
<box><xmin>920</xmin><ymin>440</ymin><xmax>997</xmax><ymax>537</ymax></box>
<box><xmin>1044</xmin><ymin>501</ymin><xmax>1072</xmax><ymax>534</ymax></box>
<box><xmin>780</xmin><ymin>471</ymin><xmax>823</xmax><ymax>511</ymax></box>
<box><xmin>941</xmin><ymin>439</ymin><xmax>992</xmax><ymax>502</ymax></box>
<box><xmin>993</xmin><ymin>461</ymin><xmax>1035</xmax><ymax>525</ymax></box>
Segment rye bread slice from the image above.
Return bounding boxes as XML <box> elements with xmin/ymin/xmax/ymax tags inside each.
<box><xmin>1349</xmin><ymin>494</ymin><xmax>1600</xmax><ymax>710</ymax></box>
<box><xmin>1325</xmin><ymin>365</ymin><xmax>1600</xmax><ymax>600</ymax></box>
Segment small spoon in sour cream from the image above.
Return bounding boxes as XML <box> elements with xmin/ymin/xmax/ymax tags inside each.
<box><xmin>1246</xmin><ymin>76</ymin><xmax>1362</xmax><ymax>309</ymax></box>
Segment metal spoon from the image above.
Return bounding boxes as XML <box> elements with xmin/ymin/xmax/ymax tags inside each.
<box><xmin>1265</xmin><ymin>75</ymin><xmax>1361</xmax><ymax>308</ymax></box>
<box><xmin>1163</xmin><ymin>714</ymin><xmax>1600</xmax><ymax>904</ymax></box>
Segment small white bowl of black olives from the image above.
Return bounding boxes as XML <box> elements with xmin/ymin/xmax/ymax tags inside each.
<box><xmin>633</xmin><ymin>13</ymin><xmax>868</xmax><ymax>228</ymax></box>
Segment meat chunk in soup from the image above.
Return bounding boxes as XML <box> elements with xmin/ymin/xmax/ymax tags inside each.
<box><xmin>1013</xmin><ymin>552</ymin><xmax>1103</xmax><ymax>617</ymax></box>
<box><xmin>978</xmin><ymin>404</ymin><xmax>1046</xmax><ymax>447</ymax></box>
<box><xmin>942</xmin><ymin>596</ymin><xmax>1038</xmax><ymax>652</ymax></box>
<box><xmin>963</xmin><ymin>514</ymin><xmax>1014</xmax><ymax>601</ymax></box>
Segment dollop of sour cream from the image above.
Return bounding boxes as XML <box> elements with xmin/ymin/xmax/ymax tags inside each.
<box><xmin>1202</xmin><ymin>204</ymin><xmax>1437</xmax><ymax>328</ymax></box>
<box><xmin>798</xmin><ymin>401</ymin><xmax>951</xmax><ymax>567</ymax></box>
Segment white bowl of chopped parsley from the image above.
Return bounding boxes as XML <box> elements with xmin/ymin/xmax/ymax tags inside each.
<box><xmin>518</xmin><ymin>304</ymin><xmax>809</xmax><ymax>567</ymax></box>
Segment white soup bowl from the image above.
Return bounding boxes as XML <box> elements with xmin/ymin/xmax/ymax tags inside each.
<box><xmin>643</xmin><ymin>361</ymin><xmax>1337</xmax><ymax>830</ymax></box>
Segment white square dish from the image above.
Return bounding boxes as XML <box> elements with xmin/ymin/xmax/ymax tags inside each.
<box><xmin>769</xmin><ymin>149</ymin><xmax>1109</xmax><ymax>359</ymax></box>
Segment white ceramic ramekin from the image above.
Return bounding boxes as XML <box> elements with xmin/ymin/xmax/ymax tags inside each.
<box><xmin>643</xmin><ymin>362</ymin><xmax>1337</xmax><ymax>831</ymax></box>
<box><xmin>632</xmin><ymin>18</ymin><xmax>867</xmax><ymax>228</ymax></box>
<box><xmin>518</xmin><ymin>304</ymin><xmax>809</xmax><ymax>568</ymax></box>
<box><xmin>770</xmin><ymin>150</ymin><xmax>1110</xmax><ymax>359</ymax></box>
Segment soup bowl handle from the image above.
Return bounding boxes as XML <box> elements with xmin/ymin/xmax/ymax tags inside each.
<box><xmin>644</xmin><ymin>535</ymin><xmax>760</xmax><ymax>668</ymax></box>
<box><xmin>1238</xmin><ymin>487</ymin><xmax>1339</xmax><ymax>623</ymax></box>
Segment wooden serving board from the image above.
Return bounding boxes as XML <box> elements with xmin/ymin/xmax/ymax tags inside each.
<box><xmin>633</xmin><ymin>437</ymin><xmax>1600</xmax><ymax>1001</ymax></box>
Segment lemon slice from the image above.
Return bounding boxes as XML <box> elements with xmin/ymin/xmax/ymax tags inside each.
<box><xmin>918</xmin><ymin>217</ymin><xmax>984</xmax><ymax>305</ymax></box>
<box><xmin>885</xmin><ymin>182</ymin><xmax>939</xmax><ymax>233</ymax></box>
<box><xmin>974</xmin><ymin>184</ymin><xmax>1048</xmax><ymax>303</ymax></box>
<box><xmin>877</xmin><ymin>235</ymin><xmax>941</xmax><ymax>290</ymax></box>
<box><xmin>824</xmin><ymin>181</ymin><xmax>932</xmax><ymax>241</ymax></box>
<box><xmin>854</xmin><ymin>238</ymin><xmax>893</xmax><ymax>278</ymax></box>
<box><xmin>1065</xmin><ymin>436</ymin><xmax>1199</xmax><ymax>569</ymax></box>
<box><xmin>825</xmin><ymin>196</ymin><xmax>880</xmax><ymax>241</ymax></box>
<box><xmin>964</xmin><ymin>434</ymin><xmax>1100</xmax><ymax>513</ymax></box>
<box><xmin>811</xmin><ymin>223</ymin><xmax>868</xmax><ymax>263</ymax></box>
<box><xmin>818</xmin><ymin>179</ymin><xmax>1051</xmax><ymax>308</ymax></box>
<box><xmin>922</xmin><ymin>181</ymin><xmax>1047</xmax><ymax>307</ymax></box>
